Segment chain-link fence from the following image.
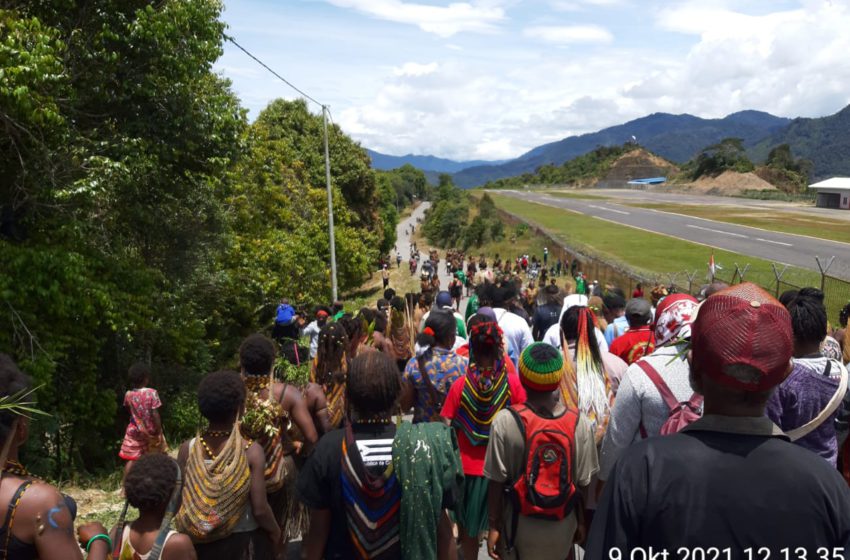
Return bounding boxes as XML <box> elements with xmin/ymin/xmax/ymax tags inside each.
<box><xmin>823</xmin><ymin>275</ymin><xmax>850</xmax><ymax>326</ymax></box>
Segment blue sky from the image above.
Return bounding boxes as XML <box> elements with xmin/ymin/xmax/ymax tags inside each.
<box><xmin>216</xmin><ymin>0</ymin><xmax>850</xmax><ymax>161</ymax></box>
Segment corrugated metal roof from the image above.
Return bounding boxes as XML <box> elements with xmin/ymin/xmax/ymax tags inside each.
<box><xmin>809</xmin><ymin>177</ymin><xmax>850</xmax><ymax>190</ymax></box>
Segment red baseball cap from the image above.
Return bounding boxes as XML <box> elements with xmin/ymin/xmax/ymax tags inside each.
<box><xmin>691</xmin><ymin>283</ymin><xmax>792</xmax><ymax>392</ymax></box>
<box><xmin>316</xmin><ymin>310</ymin><xmax>329</xmax><ymax>318</ymax></box>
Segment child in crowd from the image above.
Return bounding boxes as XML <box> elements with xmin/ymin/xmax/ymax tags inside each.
<box><xmin>113</xmin><ymin>453</ymin><xmax>196</xmax><ymax>559</ymax></box>
<box><xmin>119</xmin><ymin>362</ymin><xmax>166</xmax><ymax>475</ymax></box>
<box><xmin>176</xmin><ymin>370</ymin><xmax>281</xmax><ymax>560</ymax></box>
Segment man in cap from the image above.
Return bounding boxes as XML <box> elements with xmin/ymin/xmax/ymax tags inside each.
<box><xmin>303</xmin><ymin>307</ymin><xmax>330</xmax><ymax>359</ymax></box>
<box><xmin>485</xmin><ymin>342</ymin><xmax>598</xmax><ymax>560</ymax></box>
<box><xmin>420</xmin><ymin>290</ymin><xmax>467</xmax><ymax>342</ymax></box>
<box><xmin>599</xmin><ymin>294</ymin><xmax>700</xmax><ymax>479</ymax></box>
<box><xmin>587</xmin><ymin>283</ymin><xmax>850</xmax><ymax>557</ymax></box>
<box><xmin>608</xmin><ymin>298</ymin><xmax>655</xmax><ymax>364</ymax></box>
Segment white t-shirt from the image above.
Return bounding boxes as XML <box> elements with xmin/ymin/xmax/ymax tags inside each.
<box><xmin>493</xmin><ymin>307</ymin><xmax>534</xmax><ymax>366</ymax></box>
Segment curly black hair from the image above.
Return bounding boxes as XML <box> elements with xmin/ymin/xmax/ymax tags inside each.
<box><xmin>198</xmin><ymin>370</ymin><xmax>246</xmax><ymax>423</ymax></box>
<box><xmin>124</xmin><ymin>453</ymin><xmax>179</xmax><ymax>512</ymax></box>
<box><xmin>239</xmin><ymin>333</ymin><xmax>275</xmax><ymax>377</ymax></box>
<box><xmin>0</xmin><ymin>354</ymin><xmax>32</xmax><ymax>445</ymax></box>
<box><xmin>346</xmin><ymin>352</ymin><xmax>401</xmax><ymax>419</ymax></box>
<box><xmin>787</xmin><ymin>288</ymin><xmax>827</xmax><ymax>347</ymax></box>
<box><xmin>127</xmin><ymin>362</ymin><xmax>150</xmax><ymax>388</ymax></box>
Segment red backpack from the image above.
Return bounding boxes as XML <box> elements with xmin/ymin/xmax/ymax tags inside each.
<box><xmin>636</xmin><ymin>360</ymin><xmax>703</xmax><ymax>437</ymax></box>
<box><xmin>506</xmin><ymin>403</ymin><xmax>579</xmax><ymax>543</ymax></box>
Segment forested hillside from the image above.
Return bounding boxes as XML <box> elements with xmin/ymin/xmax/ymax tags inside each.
<box><xmin>0</xmin><ymin>1</ymin><xmax>408</xmax><ymax>477</ymax></box>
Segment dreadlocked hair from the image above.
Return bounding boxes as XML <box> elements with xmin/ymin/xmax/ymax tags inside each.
<box><xmin>560</xmin><ymin>306</ymin><xmax>603</xmax><ymax>365</ymax></box>
<box><xmin>562</xmin><ymin>306</ymin><xmax>610</xmax><ymax>430</ymax></box>
<box><xmin>315</xmin><ymin>322</ymin><xmax>349</xmax><ymax>386</ymax></box>
<box><xmin>467</xmin><ymin>314</ymin><xmax>502</xmax><ymax>365</ymax></box>
<box><xmin>787</xmin><ymin>287</ymin><xmax>828</xmax><ymax>347</ymax></box>
<box><xmin>339</xmin><ymin>313</ymin><xmax>363</xmax><ymax>342</ymax></box>
<box><xmin>346</xmin><ymin>351</ymin><xmax>401</xmax><ymax>420</ymax></box>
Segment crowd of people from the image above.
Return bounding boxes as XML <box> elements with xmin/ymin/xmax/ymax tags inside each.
<box><xmin>1</xmin><ymin>248</ymin><xmax>850</xmax><ymax>559</ymax></box>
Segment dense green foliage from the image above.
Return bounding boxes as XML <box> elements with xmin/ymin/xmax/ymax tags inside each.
<box><xmin>0</xmin><ymin>1</ymin><xmax>394</xmax><ymax>477</ymax></box>
<box><xmin>682</xmin><ymin>137</ymin><xmax>755</xmax><ymax>179</ymax></box>
<box><xmin>482</xmin><ymin>145</ymin><xmax>632</xmax><ymax>189</ymax></box>
<box><xmin>423</xmin><ymin>176</ymin><xmax>503</xmax><ymax>249</ymax></box>
<box><xmin>750</xmin><ymin>104</ymin><xmax>850</xmax><ymax>181</ymax></box>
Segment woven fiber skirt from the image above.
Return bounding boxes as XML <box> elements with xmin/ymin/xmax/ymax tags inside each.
<box><xmin>456</xmin><ymin>475</ymin><xmax>489</xmax><ymax>537</ymax></box>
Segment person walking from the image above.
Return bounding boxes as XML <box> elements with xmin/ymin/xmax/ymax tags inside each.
<box><xmin>485</xmin><ymin>343</ymin><xmax>598</xmax><ymax>560</ymax></box>
<box><xmin>441</xmin><ymin>315</ymin><xmax>527</xmax><ymax>559</ymax></box>
<box><xmin>587</xmin><ymin>283</ymin><xmax>850</xmax><ymax>557</ymax></box>
<box><xmin>401</xmin><ymin>310</ymin><xmax>468</xmax><ymax>423</ymax></box>
<box><xmin>767</xmin><ymin>287</ymin><xmax>849</xmax><ymax>465</ymax></box>
<box><xmin>598</xmin><ymin>294</ymin><xmax>700</xmax><ymax>480</ymax></box>
<box><xmin>608</xmin><ymin>298</ymin><xmax>655</xmax><ymax>365</ymax></box>
<box><xmin>298</xmin><ymin>352</ymin><xmax>464</xmax><ymax>560</ymax></box>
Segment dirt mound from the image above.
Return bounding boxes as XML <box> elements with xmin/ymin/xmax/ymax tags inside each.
<box><xmin>689</xmin><ymin>170</ymin><xmax>777</xmax><ymax>195</ymax></box>
<box><xmin>601</xmin><ymin>148</ymin><xmax>678</xmax><ymax>184</ymax></box>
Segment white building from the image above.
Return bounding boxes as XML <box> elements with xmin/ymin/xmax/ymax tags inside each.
<box><xmin>809</xmin><ymin>177</ymin><xmax>850</xmax><ymax>210</ymax></box>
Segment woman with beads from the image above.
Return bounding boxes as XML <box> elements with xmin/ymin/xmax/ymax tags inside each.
<box><xmin>237</xmin><ymin>334</ymin><xmax>318</xmax><ymax>551</ymax></box>
<box><xmin>0</xmin><ymin>354</ymin><xmax>112</xmax><ymax>560</ymax></box>
<box><xmin>176</xmin><ymin>370</ymin><xmax>280</xmax><ymax>559</ymax></box>
<box><xmin>440</xmin><ymin>314</ymin><xmax>527</xmax><ymax>560</ymax></box>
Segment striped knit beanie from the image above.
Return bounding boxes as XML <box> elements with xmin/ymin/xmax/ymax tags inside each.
<box><xmin>518</xmin><ymin>342</ymin><xmax>564</xmax><ymax>392</ymax></box>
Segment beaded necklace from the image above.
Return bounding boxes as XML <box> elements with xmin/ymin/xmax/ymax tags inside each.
<box><xmin>244</xmin><ymin>375</ymin><xmax>270</xmax><ymax>392</ymax></box>
<box><xmin>2</xmin><ymin>460</ymin><xmax>33</xmax><ymax>479</ymax></box>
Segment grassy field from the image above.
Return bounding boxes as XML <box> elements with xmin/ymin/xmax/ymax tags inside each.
<box><xmin>626</xmin><ymin>203</ymin><xmax>850</xmax><ymax>245</ymax></box>
<box><xmin>489</xmin><ymin>194</ymin><xmax>821</xmax><ymax>292</ymax></box>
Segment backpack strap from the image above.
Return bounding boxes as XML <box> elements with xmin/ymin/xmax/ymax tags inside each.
<box><xmin>787</xmin><ymin>360</ymin><xmax>848</xmax><ymax>442</ymax></box>
<box><xmin>147</xmin><ymin>464</ymin><xmax>183</xmax><ymax>560</ymax></box>
<box><xmin>635</xmin><ymin>360</ymin><xmax>679</xmax><ymax>411</ymax></box>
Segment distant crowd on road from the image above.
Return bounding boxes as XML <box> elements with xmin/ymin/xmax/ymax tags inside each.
<box><xmin>2</xmin><ymin>247</ymin><xmax>850</xmax><ymax>559</ymax></box>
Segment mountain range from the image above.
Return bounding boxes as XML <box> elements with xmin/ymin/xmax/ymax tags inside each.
<box><xmin>366</xmin><ymin>150</ymin><xmax>503</xmax><ymax>173</ymax></box>
<box><xmin>367</xmin><ymin>105</ymin><xmax>850</xmax><ymax>188</ymax></box>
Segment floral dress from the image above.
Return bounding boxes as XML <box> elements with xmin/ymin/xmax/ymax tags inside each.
<box><xmin>119</xmin><ymin>388</ymin><xmax>162</xmax><ymax>461</ymax></box>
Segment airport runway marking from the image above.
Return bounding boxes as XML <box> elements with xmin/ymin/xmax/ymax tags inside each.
<box><xmin>686</xmin><ymin>224</ymin><xmax>748</xmax><ymax>238</ymax></box>
<box><xmin>756</xmin><ymin>238</ymin><xmax>793</xmax><ymax>247</ymax></box>
<box><xmin>588</xmin><ymin>204</ymin><xmax>630</xmax><ymax>215</ymax></box>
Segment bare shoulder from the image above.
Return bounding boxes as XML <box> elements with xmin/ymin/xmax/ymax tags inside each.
<box><xmin>163</xmin><ymin>532</ymin><xmax>198</xmax><ymax>560</ymax></box>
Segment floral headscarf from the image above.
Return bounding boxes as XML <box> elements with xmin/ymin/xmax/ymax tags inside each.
<box><xmin>653</xmin><ymin>294</ymin><xmax>699</xmax><ymax>346</ymax></box>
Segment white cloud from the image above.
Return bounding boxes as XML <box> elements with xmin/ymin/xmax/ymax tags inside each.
<box><xmin>550</xmin><ymin>0</ymin><xmax>626</xmax><ymax>11</ymax></box>
<box><xmin>324</xmin><ymin>0</ymin><xmax>507</xmax><ymax>37</ymax></box>
<box><xmin>524</xmin><ymin>24</ymin><xmax>614</xmax><ymax>44</ymax></box>
<box><xmin>393</xmin><ymin>62</ymin><xmax>439</xmax><ymax>77</ymax></box>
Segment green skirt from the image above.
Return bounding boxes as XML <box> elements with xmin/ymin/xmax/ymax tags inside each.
<box><xmin>456</xmin><ymin>475</ymin><xmax>489</xmax><ymax>537</ymax></box>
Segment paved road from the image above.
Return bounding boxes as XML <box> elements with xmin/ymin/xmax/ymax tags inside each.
<box><xmin>582</xmin><ymin>188</ymin><xmax>850</xmax><ymax>221</ymax></box>
<box><xmin>495</xmin><ymin>189</ymin><xmax>850</xmax><ymax>281</ymax></box>
<box><xmin>397</xmin><ymin>201</ymin><xmax>470</xmax><ymax>316</ymax></box>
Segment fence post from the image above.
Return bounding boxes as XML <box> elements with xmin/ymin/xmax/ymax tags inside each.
<box><xmin>685</xmin><ymin>270</ymin><xmax>699</xmax><ymax>295</ymax></box>
<box><xmin>771</xmin><ymin>263</ymin><xmax>788</xmax><ymax>298</ymax></box>
<box><xmin>733</xmin><ymin>263</ymin><xmax>750</xmax><ymax>283</ymax></box>
<box><xmin>815</xmin><ymin>256</ymin><xmax>835</xmax><ymax>292</ymax></box>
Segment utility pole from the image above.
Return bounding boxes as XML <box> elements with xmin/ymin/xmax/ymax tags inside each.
<box><xmin>323</xmin><ymin>105</ymin><xmax>338</xmax><ymax>301</ymax></box>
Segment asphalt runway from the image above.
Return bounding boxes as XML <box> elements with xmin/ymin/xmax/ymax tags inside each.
<box><xmin>494</xmin><ymin>189</ymin><xmax>850</xmax><ymax>281</ymax></box>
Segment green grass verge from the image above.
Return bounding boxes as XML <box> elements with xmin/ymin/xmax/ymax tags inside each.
<box><xmin>489</xmin><ymin>194</ymin><xmax>821</xmax><ymax>292</ymax></box>
<box><xmin>626</xmin><ymin>203</ymin><xmax>850</xmax><ymax>245</ymax></box>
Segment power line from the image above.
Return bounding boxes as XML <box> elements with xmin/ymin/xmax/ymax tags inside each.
<box><xmin>225</xmin><ymin>35</ymin><xmax>325</xmax><ymax>108</ymax></box>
